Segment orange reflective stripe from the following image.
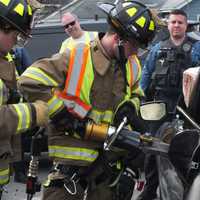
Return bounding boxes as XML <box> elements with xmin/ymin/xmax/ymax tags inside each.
<box><xmin>76</xmin><ymin>46</ymin><xmax>89</xmax><ymax>97</ymax></box>
<box><xmin>57</xmin><ymin>44</ymin><xmax>92</xmax><ymax>118</ymax></box>
<box><xmin>64</xmin><ymin>48</ymin><xmax>76</xmax><ymax>93</ymax></box>
<box><xmin>128</xmin><ymin>58</ymin><xmax>134</xmax><ymax>94</ymax></box>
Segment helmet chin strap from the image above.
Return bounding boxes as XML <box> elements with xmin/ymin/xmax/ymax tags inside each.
<box><xmin>117</xmin><ymin>39</ymin><xmax>129</xmax><ymax>88</ymax></box>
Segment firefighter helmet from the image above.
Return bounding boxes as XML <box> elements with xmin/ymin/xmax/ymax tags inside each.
<box><xmin>0</xmin><ymin>0</ymin><xmax>33</xmax><ymax>36</ymax></box>
<box><xmin>97</xmin><ymin>1</ymin><xmax>156</xmax><ymax>47</ymax></box>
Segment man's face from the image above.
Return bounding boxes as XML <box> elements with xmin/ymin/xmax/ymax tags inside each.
<box><xmin>168</xmin><ymin>14</ymin><xmax>188</xmax><ymax>40</ymax></box>
<box><xmin>0</xmin><ymin>29</ymin><xmax>18</xmax><ymax>55</ymax></box>
<box><xmin>62</xmin><ymin>14</ymin><xmax>82</xmax><ymax>39</ymax></box>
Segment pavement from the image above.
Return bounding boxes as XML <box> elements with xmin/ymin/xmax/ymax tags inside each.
<box><xmin>1</xmin><ymin>157</ymin><xmax>142</xmax><ymax>200</ymax></box>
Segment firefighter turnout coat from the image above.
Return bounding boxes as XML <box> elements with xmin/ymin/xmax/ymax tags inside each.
<box><xmin>18</xmin><ymin>36</ymin><xmax>144</xmax><ymax>167</ymax></box>
<box><xmin>0</xmin><ymin>53</ymin><xmax>39</xmax><ymax>186</ymax></box>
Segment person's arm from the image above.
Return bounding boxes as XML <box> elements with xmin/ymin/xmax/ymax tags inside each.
<box><xmin>14</xmin><ymin>47</ymin><xmax>32</xmax><ymax>74</ymax></box>
<box><xmin>18</xmin><ymin>52</ymin><xmax>68</xmax><ymax>118</ymax></box>
<box><xmin>20</xmin><ymin>47</ymin><xmax>32</xmax><ymax>67</ymax></box>
<box><xmin>140</xmin><ymin>43</ymin><xmax>160</xmax><ymax>93</ymax></box>
<box><xmin>192</xmin><ymin>41</ymin><xmax>200</xmax><ymax>66</ymax></box>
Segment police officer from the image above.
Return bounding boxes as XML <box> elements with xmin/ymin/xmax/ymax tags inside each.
<box><xmin>18</xmin><ymin>1</ymin><xmax>156</xmax><ymax>200</ymax></box>
<box><xmin>0</xmin><ymin>0</ymin><xmax>48</xmax><ymax>193</ymax></box>
<box><xmin>138</xmin><ymin>9</ymin><xmax>200</xmax><ymax>200</ymax></box>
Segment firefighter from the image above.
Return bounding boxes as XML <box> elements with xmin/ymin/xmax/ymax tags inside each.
<box><xmin>0</xmin><ymin>0</ymin><xmax>48</xmax><ymax>191</ymax></box>
<box><xmin>18</xmin><ymin>1</ymin><xmax>156</xmax><ymax>200</ymax></box>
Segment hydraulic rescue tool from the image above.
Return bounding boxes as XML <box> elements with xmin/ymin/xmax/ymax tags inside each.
<box><xmin>26</xmin><ymin>128</ymin><xmax>45</xmax><ymax>200</ymax></box>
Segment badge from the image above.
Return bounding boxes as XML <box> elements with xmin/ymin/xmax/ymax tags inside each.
<box><xmin>182</xmin><ymin>42</ymin><xmax>192</xmax><ymax>52</ymax></box>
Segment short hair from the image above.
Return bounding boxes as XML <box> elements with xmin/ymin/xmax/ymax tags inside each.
<box><xmin>169</xmin><ymin>9</ymin><xmax>187</xmax><ymax>20</ymax></box>
<box><xmin>61</xmin><ymin>12</ymin><xmax>78</xmax><ymax>25</ymax></box>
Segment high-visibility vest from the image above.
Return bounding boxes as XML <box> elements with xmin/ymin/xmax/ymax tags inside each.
<box><xmin>59</xmin><ymin>31</ymin><xmax>98</xmax><ymax>53</ymax></box>
<box><xmin>58</xmin><ymin>43</ymin><xmax>143</xmax><ymax>122</ymax></box>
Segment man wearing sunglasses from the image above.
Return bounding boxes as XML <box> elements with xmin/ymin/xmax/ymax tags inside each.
<box><xmin>59</xmin><ymin>12</ymin><xmax>98</xmax><ymax>53</ymax></box>
<box><xmin>19</xmin><ymin>1</ymin><xmax>156</xmax><ymax>200</ymax></box>
<box><xmin>0</xmin><ymin>0</ymin><xmax>49</xmax><ymax>194</ymax></box>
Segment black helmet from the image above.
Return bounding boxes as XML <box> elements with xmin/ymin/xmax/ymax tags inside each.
<box><xmin>0</xmin><ymin>0</ymin><xmax>33</xmax><ymax>36</ymax></box>
<box><xmin>97</xmin><ymin>1</ymin><xmax>156</xmax><ymax>47</ymax></box>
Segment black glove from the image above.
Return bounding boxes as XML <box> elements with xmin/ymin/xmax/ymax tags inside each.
<box><xmin>7</xmin><ymin>88</ymin><xmax>21</xmax><ymax>104</ymax></box>
<box><xmin>115</xmin><ymin>167</ymin><xmax>136</xmax><ymax>200</ymax></box>
<box><xmin>51</xmin><ymin>107</ymin><xmax>86</xmax><ymax>137</ymax></box>
<box><xmin>114</xmin><ymin>102</ymin><xmax>147</xmax><ymax>132</ymax></box>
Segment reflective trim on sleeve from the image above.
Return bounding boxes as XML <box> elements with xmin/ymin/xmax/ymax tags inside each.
<box><xmin>61</xmin><ymin>98</ymin><xmax>90</xmax><ymax>119</ymax></box>
<box><xmin>0</xmin><ymin>80</ymin><xmax>3</xmax><ymax>105</ymax></box>
<box><xmin>12</xmin><ymin>103</ymin><xmax>31</xmax><ymax>133</ymax></box>
<box><xmin>48</xmin><ymin>145</ymin><xmax>99</xmax><ymax>162</ymax></box>
<box><xmin>48</xmin><ymin>95</ymin><xmax>64</xmax><ymax>116</ymax></box>
<box><xmin>88</xmin><ymin>109</ymin><xmax>113</xmax><ymax>124</ymax></box>
<box><xmin>0</xmin><ymin>79</ymin><xmax>8</xmax><ymax>105</ymax></box>
<box><xmin>22</xmin><ymin>67</ymin><xmax>58</xmax><ymax>86</ymax></box>
<box><xmin>0</xmin><ymin>168</ymin><xmax>9</xmax><ymax>185</ymax></box>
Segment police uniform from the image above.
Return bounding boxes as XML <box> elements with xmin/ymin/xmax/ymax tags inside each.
<box><xmin>138</xmin><ymin>37</ymin><xmax>200</xmax><ymax>200</ymax></box>
<box><xmin>18</xmin><ymin>34</ymin><xmax>144</xmax><ymax>200</ymax></box>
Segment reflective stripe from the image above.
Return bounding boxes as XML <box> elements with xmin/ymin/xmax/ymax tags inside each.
<box><xmin>66</xmin><ymin>46</ymin><xmax>85</xmax><ymax>95</ymax></box>
<box><xmin>0</xmin><ymin>79</ymin><xmax>5</xmax><ymax>105</ymax></box>
<box><xmin>49</xmin><ymin>145</ymin><xmax>99</xmax><ymax>162</ymax></box>
<box><xmin>48</xmin><ymin>95</ymin><xmax>64</xmax><ymax>116</ymax></box>
<box><xmin>60</xmin><ymin>31</ymin><xmax>97</xmax><ymax>52</ymax></box>
<box><xmin>0</xmin><ymin>80</ymin><xmax>3</xmax><ymax>105</ymax></box>
<box><xmin>126</xmin><ymin>55</ymin><xmax>140</xmax><ymax>95</ymax></box>
<box><xmin>86</xmin><ymin>32</ymin><xmax>98</xmax><ymax>42</ymax></box>
<box><xmin>59</xmin><ymin>44</ymin><xmax>92</xmax><ymax>118</ymax></box>
<box><xmin>89</xmin><ymin>109</ymin><xmax>113</xmax><ymax>124</ymax></box>
<box><xmin>22</xmin><ymin>67</ymin><xmax>58</xmax><ymax>86</ymax></box>
<box><xmin>0</xmin><ymin>168</ymin><xmax>9</xmax><ymax>185</ymax></box>
<box><xmin>0</xmin><ymin>79</ymin><xmax>9</xmax><ymax>105</ymax></box>
<box><xmin>127</xmin><ymin>56</ymin><xmax>139</xmax><ymax>85</ymax></box>
<box><xmin>61</xmin><ymin>98</ymin><xmax>90</xmax><ymax>118</ymax></box>
<box><xmin>12</xmin><ymin>103</ymin><xmax>31</xmax><ymax>133</ymax></box>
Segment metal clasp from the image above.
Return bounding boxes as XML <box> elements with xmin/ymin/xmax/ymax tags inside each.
<box><xmin>64</xmin><ymin>173</ymin><xmax>79</xmax><ymax>195</ymax></box>
<box><xmin>191</xmin><ymin>161</ymin><xmax>199</xmax><ymax>170</ymax></box>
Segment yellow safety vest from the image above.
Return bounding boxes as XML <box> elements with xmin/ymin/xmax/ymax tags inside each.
<box><xmin>59</xmin><ymin>31</ymin><xmax>98</xmax><ymax>53</ymax></box>
<box><xmin>58</xmin><ymin>43</ymin><xmax>143</xmax><ymax>123</ymax></box>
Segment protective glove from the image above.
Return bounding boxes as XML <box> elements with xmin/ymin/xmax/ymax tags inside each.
<box><xmin>33</xmin><ymin>100</ymin><xmax>49</xmax><ymax>127</ymax></box>
<box><xmin>114</xmin><ymin>102</ymin><xmax>147</xmax><ymax>132</ymax></box>
<box><xmin>50</xmin><ymin>107</ymin><xmax>86</xmax><ymax>137</ymax></box>
<box><xmin>114</xmin><ymin>167</ymin><xmax>136</xmax><ymax>200</ymax></box>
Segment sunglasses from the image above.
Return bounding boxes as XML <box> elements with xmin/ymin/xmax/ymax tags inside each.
<box><xmin>64</xmin><ymin>21</ymin><xmax>76</xmax><ymax>29</ymax></box>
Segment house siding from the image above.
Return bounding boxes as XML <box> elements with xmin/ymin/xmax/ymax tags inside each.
<box><xmin>182</xmin><ymin>0</ymin><xmax>200</xmax><ymax>21</ymax></box>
